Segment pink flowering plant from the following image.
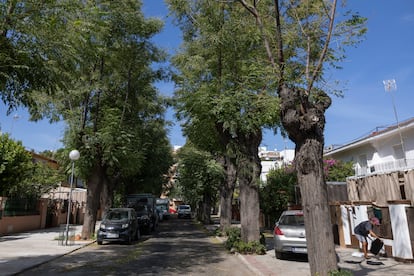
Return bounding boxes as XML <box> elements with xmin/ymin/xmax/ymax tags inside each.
<box><xmin>323</xmin><ymin>158</ymin><xmax>354</xmax><ymax>182</ymax></box>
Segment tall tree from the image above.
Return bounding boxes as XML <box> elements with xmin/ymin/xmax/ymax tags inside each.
<box><xmin>66</xmin><ymin>1</ymin><xmax>167</xmax><ymax>239</ymax></box>
<box><xmin>236</xmin><ymin>0</ymin><xmax>366</xmax><ymax>274</ymax></box>
<box><xmin>1</xmin><ymin>1</ymin><xmax>172</xmax><ymax>239</ymax></box>
<box><xmin>168</xmin><ymin>0</ymin><xmax>279</xmax><ymax>242</ymax></box>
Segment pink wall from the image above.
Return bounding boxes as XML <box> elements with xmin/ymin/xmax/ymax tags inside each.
<box><xmin>0</xmin><ymin>215</ymin><xmax>41</xmax><ymax>235</ymax></box>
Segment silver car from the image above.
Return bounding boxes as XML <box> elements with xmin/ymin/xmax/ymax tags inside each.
<box><xmin>273</xmin><ymin>210</ymin><xmax>307</xmax><ymax>259</ymax></box>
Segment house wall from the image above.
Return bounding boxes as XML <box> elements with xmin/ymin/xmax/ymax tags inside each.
<box><xmin>326</xmin><ymin>124</ymin><xmax>414</xmax><ymax>177</ymax></box>
<box><xmin>260</xmin><ymin>160</ymin><xmax>280</xmax><ymax>182</ymax></box>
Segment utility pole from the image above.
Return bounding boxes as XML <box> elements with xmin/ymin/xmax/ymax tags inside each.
<box><xmin>383</xmin><ymin>79</ymin><xmax>406</xmax><ymax>167</ymax></box>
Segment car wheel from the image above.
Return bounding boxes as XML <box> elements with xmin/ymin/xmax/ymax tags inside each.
<box><xmin>275</xmin><ymin>250</ymin><xmax>284</xmax><ymax>259</ymax></box>
<box><xmin>126</xmin><ymin>234</ymin><xmax>132</xmax><ymax>245</ymax></box>
<box><xmin>97</xmin><ymin>240</ymin><xmax>103</xmax><ymax>245</ymax></box>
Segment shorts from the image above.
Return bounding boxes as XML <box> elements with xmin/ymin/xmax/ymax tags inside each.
<box><xmin>355</xmin><ymin>234</ymin><xmax>367</xmax><ymax>243</ymax></box>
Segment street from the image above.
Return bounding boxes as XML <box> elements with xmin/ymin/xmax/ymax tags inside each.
<box><xmin>17</xmin><ymin>216</ymin><xmax>253</xmax><ymax>276</ymax></box>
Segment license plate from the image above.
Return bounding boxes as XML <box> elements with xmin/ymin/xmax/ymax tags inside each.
<box><xmin>107</xmin><ymin>233</ymin><xmax>119</xmax><ymax>238</ymax></box>
<box><xmin>292</xmin><ymin>247</ymin><xmax>307</xmax><ymax>253</ymax></box>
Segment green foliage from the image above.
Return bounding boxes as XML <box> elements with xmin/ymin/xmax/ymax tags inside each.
<box><xmin>0</xmin><ymin>134</ymin><xmax>63</xmax><ymax>197</ymax></box>
<box><xmin>260</xmin><ymin>166</ymin><xmax>297</xmax><ymax>223</ymax></box>
<box><xmin>175</xmin><ymin>143</ymin><xmax>224</xmax><ymax>207</ymax></box>
<box><xmin>324</xmin><ymin>159</ymin><xmax>354</xmax><ymax>182</ymax></box>
<box><xmin>0</xmin><ymin>134</ymin><xmax>32</xmax><ymax>196</ymax></box>
<box><xmin>328</xmin><ymin>269</ymin><xmax>353</xmax><ymax>276</ymax></box>
<box><xmin>224</xmin><ymin>227</ymin><xmax>241</xmax><ymax>250</ymax></box>
<box><xmin>169</xmin><ymin>0</ymin><xmax>280</xmax><ymax>153</ymax></box>
<box><xmin>224</xmin><ymin>227</ymin><xmax>266</xmax><ymax>255</ymax></box>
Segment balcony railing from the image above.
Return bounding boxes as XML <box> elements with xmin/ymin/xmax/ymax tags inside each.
<box><xmin>355</xmin><ymin>158</ymin><xmax>414</xmax><ymax>177</ymax></box>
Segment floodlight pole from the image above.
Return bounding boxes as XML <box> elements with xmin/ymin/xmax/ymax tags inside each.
<box><xmin>65</xmin><ymin>150</ymin><xmax>80</xmax><ymax>246</ymax></box>
<box><xmin>383</xmin><ymin>79</ymin><xmax>406</xmax><ymax>167</ymax></box>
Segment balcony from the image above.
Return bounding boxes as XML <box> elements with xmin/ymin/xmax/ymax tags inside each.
<box><xmin>355</xmin><ymin>158</ymin><xmax>414</xmax><ymax>177</ymax></box>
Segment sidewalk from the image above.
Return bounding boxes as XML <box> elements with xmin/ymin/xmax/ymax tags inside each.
<box><xmin>205</xmin><ymin>223</ymin><xmax>414</xmax><ymax>276</ymax></box>
<box><xmin>0</xmin><ymin>225</ymin><xmax>95</xmax><ymax>276</ymax></box>
<box><xmin>238</xmin><ymin>245</ymin><xmax>414</xmax><ymax>276</ymax></box>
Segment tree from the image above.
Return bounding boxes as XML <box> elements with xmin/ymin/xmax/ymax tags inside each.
<box><xmin>168</xmin><ymin>0</ymin><xmax>280</xmax><ymax>242</ymax></box>
<box><xmin>175</xmin><ymin>143</ymin><xmax>224</xmax><ymax>224</ymax></box>
<box><xmin>1</xmin><ymin>1</ymin><xmax>172</xmax><ymax>239</ymax></box>
<box><xmin>59</xmin><ymin>1</ymin><xmax>169</xmax><ymax>239</ymax></box>
<box><xmin>236</xmin><ymin>0</ymin><xmax>366</xmax><ymax>274</ymax></box>
<box><xmin>260</xmin><ymin>166</ymin><xmax>297</xmax><ymax>226</ymax></box>
<box><xmin>0</xmin><ymin>134</ymin><xmax>64</xmax><ymax>198</ymax></box>
<box><xmin>0</xmin><ymin>134</ymin><xmax>32</xmax><ymax>196</ymax></box>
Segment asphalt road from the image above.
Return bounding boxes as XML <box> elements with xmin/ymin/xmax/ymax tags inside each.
<box><xmin>18</xmin><ymin>216</ymin><xmax>253</xmax><ymax>276</ymax></box>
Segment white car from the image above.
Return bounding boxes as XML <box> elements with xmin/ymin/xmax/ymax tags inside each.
<box><xmin>177</xmin><ymin>205</ymin><xmax>191</xmax><ymax>218</ymax></box>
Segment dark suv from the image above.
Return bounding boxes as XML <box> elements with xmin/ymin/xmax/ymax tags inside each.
<box><xmin>97</xmin><ymin>208</ymin><xmax>140</xmax><ymax>245</ymax></box>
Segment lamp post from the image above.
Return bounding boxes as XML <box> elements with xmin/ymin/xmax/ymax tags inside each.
<box><xmin>383</xmin><ymin>79</ymin><xmax>406</xmax><ymax>167</ymax></box>
<box><xmin>65</xmin><ymin>149</ymin><xmax>80</xmax><ymax>245</ymax></box>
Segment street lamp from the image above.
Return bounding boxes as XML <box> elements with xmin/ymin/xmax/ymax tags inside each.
<box><xmin>65</xmin><ymin>149</ymin><xmax>80</xmax><ymax>246</ymax></box>
<box><xmin>383</xmin><ymin>79</ymin><xmax>406</xmax><ymax>167</ymax></box>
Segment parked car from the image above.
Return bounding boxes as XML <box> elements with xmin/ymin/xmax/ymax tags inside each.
<box><xmin>97</xmin><ymin>208</ymin><xmax>140</xmax><ymax>245</ymax></box>
<box><xmin>156</xmin><ymin>204</ymin><xmax>169</xmax><ymax>221</ymax></box>
<box><xmin>177</xmin><ymin>204</ymin><xmax>191</xmax><ymax>219</ymax></box>
<box><xmin>134</xmin><ymin>204</ymin><xmax>156</xmax><ymax>234</ymax></box>
<box><xmin>273</xmin><ymin>209</ymin><xmax>307</xmax><ymax>259</ymax></box>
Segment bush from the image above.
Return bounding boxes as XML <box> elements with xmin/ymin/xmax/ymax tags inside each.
<box><xmin>224</xmin><ymin>227</ymin><xmax>266</xmax><ymax>255</ymax></box>
<box><xmin>329</xmin><ymin>269</ymin><xmax>353</xmax><ymax>276</ymax></box>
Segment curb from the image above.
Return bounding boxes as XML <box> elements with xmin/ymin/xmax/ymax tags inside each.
<box><xmin>14</xmin><ymin>239</ymin><xmax>96</xmax><ymax>275</ymax></box>
<box><xmin>236</xmin><ymin>253</ymin><xmax>265</xmax><ymax>276</ymax></box>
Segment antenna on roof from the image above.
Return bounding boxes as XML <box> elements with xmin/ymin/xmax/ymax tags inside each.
<box><xmin>383</xmin><ymin>79</ymin><xmax>406</xmax><ymax>167</ymax></box>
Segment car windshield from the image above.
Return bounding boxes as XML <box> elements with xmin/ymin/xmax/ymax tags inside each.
<box><xmin>279</xmin><ymin>214</ymin><xmax>305</xmax><ymax>226</ymax></box>
<box><xmin>179</xmin><ymin>205</ymin><xmax>190</xmax><ymax>210</ymax></box>
<box><xmin>107</xmin><ymin>210</ymin><xmax>129</xmax><ymax>220</ymax></box>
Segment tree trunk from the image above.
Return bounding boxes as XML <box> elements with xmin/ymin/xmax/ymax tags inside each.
<box><xmin>100</xmin><ymin>175</ymin><xmax>114</xmax><ymax>219</ymax></box>
<box><xmin>81</xmin><ymin>162</ymin><xmax>104</xmax><ymax>239</ymax></box>
<box><xmin>202</xmin><ymin>192</ymin><xmax>212</xmax><ymax>224</ymax></box>
<box><xmin>296</xmin><ymin>138</ymin><xmax>337</xmax><ymax>275</ymax></box>
<box><xmin>219</xmin><ymin>155</ymin><xmax>236</xmax><ymax>231</ymax></box>
<box><xmin>279</xmin><ymin>85</ymin><xmax>337</xmax><ymax>275</ymax></box>
<box><xmin>237</xmin><ymin>132</ymin><xmax>262</xmax><ymax>243</ymax></box>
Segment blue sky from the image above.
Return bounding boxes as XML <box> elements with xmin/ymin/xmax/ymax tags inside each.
<box><xmin>1</xmin><ymin>0</ymin><xmax>413</xmax><ymax>153</ymax></box>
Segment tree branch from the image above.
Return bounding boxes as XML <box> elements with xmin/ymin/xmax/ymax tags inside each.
<box><xmin>307</xmin><ymin>0</ymin><xmax>337</xmax><ymax>93</ymax></box>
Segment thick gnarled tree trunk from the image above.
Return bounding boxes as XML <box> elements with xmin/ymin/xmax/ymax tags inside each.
<box><xmin>280</xmin><ymin>85</ymin><xmax>337</xmax><ymax>275</ymax></box>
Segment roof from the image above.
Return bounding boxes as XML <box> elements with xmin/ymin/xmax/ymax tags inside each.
<box><xmin>325</xmin><ymin>117</ymin><xmax>414</xmax><ymax>156</ymax></box>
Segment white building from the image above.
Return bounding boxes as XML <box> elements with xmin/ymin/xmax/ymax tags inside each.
<box><xmin>324</xmin><ymin>117</ymin><xmax>414</xmax><ymax>260</ymax></box>
<box><xmin>324</xmin><ymin>117</ymin><xmax>414</xmax><ymax>178</ymax></box>
<box><xmin>259</xmin><ymin>147</ymin><xmax>295</xmax><ymax>182</ymax></box>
